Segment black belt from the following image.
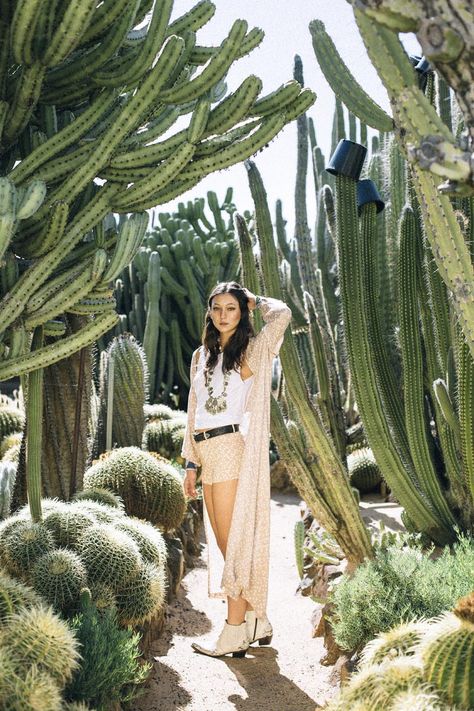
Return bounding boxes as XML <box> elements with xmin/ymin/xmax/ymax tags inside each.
<box><xmin>193</xmin><ymin>424</ymin><xmax>240</xmax><ymax>442</ymax></box>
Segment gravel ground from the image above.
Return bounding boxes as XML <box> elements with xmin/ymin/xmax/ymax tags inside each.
<box><xmin>134</xmin><ymin>490</ymin><xmax>340</xmax><ymax>711</ymax></box>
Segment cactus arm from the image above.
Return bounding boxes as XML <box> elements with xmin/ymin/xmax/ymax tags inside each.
<box><xmin>9</xmin><ymin>90</ymin><xmax>117</xmax><ymax>184</ymax></box>
<box><xmin>16</xmin><ymin>179</ymin><xmax>46</xmax><ymax>220</ymax></box>
<box><xmin>111</xmin><ymin>143</ymin><xmax>195</xmax><ymax>212</ymax></box>
<box><xmin>187</xmin><ymin>97</ymin><xmax>211</xmax><ymax>143</ymax></box>
<box><xmin>233</xmin><ymin>212</ymin><xmax>263</xmax><ymax>330</ymax></box>
<box><xmin>249</xmin><ymin>80</ymin><xmax>302</xmax><ymax>117</ymax></box>
<box><xmin>92</xmin><ymin>0</ymin><xmax>173</xmax><ymax>87</ymax></box>
<box><xmin>166</xmin><ymin>0</ymin><xmax>216</xmax><ymax>37</ymax></box>
<box><xmin>43</xmin><ymin>0</ymin><xmax>97</xmax><ymax>67</ymax></box>
<box><xmin>39</xmin><ymin>35</ymin><xmax>185</xmax><ymax>212</ymax></box>
<box><xmin>293</xmin><ymin>57</ymin><xmax>320</xmax><ymax>306</ymax></box>
<box><xmin>160</xmin><ymin>20</ymin><xmax>247</xmax><ymax>105</ymax></box>
<box><xmin>433</xmin><ymin>379</ymin><xmax>461</xmax><ymax>440</ymax></box>
<box><xmin>45</xmin><ymin>0</ymin><xmax>141</xmax><ymax>88</ymax></box>
<box><xmin>412</xmin><ymin>166</ymin><xmax>474</xmax><ymax>358</ymax></box>
<box><xmin>190</xmin><ymin>27</ymin><xmax>263</xmax><ymax>66</ymax></box>
<box><xmin>81</xmin><ymin>0</ymin><xmax>133</xmax><ymax>43</ymax></box>
<box><xmin>294</xmin><ymin>519</ymin><xmax>305</xmax><ymax>579</ymax></box>
<box><xmin>305</xmin><ymin>291</ymin><xmax>346</xmax><ymax>460</ymax></box>
<box><xmin>2</xmin><ymin>63</ymin><xmax>46</xmax><ymax>147</ymax></box>
<box><xmin>101</xmin><ymin>213</ymin><xmax>148</xmax><ymax>283</ymax></box>
<box><xmin>207</xmin><ymin>75</ymin><xmax>262</xmax><ymax>134</ymax></box>
<box><xmin>418</xmin><ymin>258</ymin><xmax>466</xmax><ymax>511</ymax></box>
<box><xmin>309</xmin><ymin>19</ymin><xmax>393</xmax><ymax>132</ymax></box>
<box><xmin>0</xmin><ymin>312</ymin><xmax>118</xmax><ymax>380</ymax></box>
<box><xmin>15</xmin><ymin>201</ymin><xmax>69</xmax><ymax>259</ymax></box>
<box><xmin>181</xmin><ymin>114</ymin><xmax>288</xmax><ymax>180</ymax></box>
<box><xmin>398</xmin><ymin>205</ymin><xmax>457</xmax><ymax>526</ymax></box>
<box><xmin>170</xmin><ymin>318</ymin><xmax>190</xmax><ymax>388</ymax></box>
<box><xmin>10</xmin><ymin>0</ymin><xmax>44</xmax><ymax>65</ymax></box>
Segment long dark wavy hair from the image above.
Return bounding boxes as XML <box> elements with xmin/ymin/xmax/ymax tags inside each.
<box><xmin>202</xmin><ymin>281</ymin><xmax>255</xmax><ymax>372</ymax></box>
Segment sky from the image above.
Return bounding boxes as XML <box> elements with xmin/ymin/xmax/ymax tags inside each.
<box><xmin>157</xmin><ymin>0</ymin><xmax>420</xmax><ymax>234</ymax></box>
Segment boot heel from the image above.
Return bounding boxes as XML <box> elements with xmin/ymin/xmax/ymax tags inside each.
<box><xmin>258</xmin><ymin>634</ymin><xmax>272</xmax><ymax>646</ymax></box>
<box><xmin>232</xmin><ymin>648</ymin><xmax>247</xmax><ymax>658</ymax></box>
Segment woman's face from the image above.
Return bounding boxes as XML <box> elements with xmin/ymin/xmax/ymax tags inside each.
<box><xmin>209</xmin><ymin>292</ymin><xmax>241</xmax><ymax>339</ymax></box>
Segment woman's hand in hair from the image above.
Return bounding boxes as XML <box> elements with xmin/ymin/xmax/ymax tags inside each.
<box><xmin>242</xmin><ymin>287</ymin><xmax>257</xmax><ymax>310</ymax></box>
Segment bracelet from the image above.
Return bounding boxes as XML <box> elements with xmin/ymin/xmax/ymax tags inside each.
<box><xmin>255</xmin><ymin>295</ymin><xmax>263</xmax><ymax>307</ymax></box>
<box><xmin>185</xmin><ymin>460</ymin><xmax>197</xmax><ymax>470</ymax></box>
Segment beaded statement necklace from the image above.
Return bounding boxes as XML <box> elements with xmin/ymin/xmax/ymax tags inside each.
<box><xmin>203</xmin><ymin>349</ymin><xmax>230</xmax><ymax>415</ymax></box>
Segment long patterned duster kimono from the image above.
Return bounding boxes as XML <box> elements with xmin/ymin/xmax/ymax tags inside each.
<box><xmin>181</xmin><ymin>297</ymin><xmax>292</xmax><ymax>619</ymax></box>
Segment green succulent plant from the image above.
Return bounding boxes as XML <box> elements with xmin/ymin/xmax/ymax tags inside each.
<box><xmin>77</xmin><ymin>523</ymin><xmax>142</xmax><ymax>589</ymax></box>
<box><xmin>0</xmin><ymin>605</ymin><xmax>80</xmax><ymax>686</ymax></box>
<box><xmin>83</xmin><ymin>447</ymin><xmax>186</xmax><ymax>531</ymax></box>
<box><xmin>32</xmin><ymin>549</ymin><xmax>88</xmax><ymax>614</ymax></box>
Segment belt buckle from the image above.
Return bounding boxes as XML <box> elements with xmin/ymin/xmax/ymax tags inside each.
<box><xmin>203</xmin><ymin>431</ymin><xmax>210</xmax><ymax>440</ymax></box>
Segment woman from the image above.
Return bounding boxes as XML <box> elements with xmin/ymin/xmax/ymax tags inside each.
<box><xmin>181</xmin><ymin>281</ymin><xmax>292</xmax><ymax>658</ymax></box>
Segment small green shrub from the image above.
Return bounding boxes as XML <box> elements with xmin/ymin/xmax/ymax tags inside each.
<box><xmin>330</xmin><ymin>535</ymin><xmax>474</xmax><ymax>651</ymax></box>
<box><xmin>65</xmin><ymin>591</ymin><xmax>151</xmax><ymax>710</ymax></box>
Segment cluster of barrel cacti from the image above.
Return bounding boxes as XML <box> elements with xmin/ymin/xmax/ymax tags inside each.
<box><xmin>99</xmin><ymin>189</ymin><xmax>242</xmax><ymax>403</ymax></box>
<box><xmin>0</xmin><ymin>570</ymin><xmax>81</xmax><ymax>710</ymax></box>
<box><xmin>306</xmin><ymin>21</ymin><xmax>474</xmax><ymax>543</ymax></box>
<box><xmin>327</xmin><ymin>591</ymin><xmax>474</xmax><ymax>710</ymax></box>
<box><xmin>0</xmin><ymin>492</ymin><xmax>168</xmax><ymax>626</ymax></box>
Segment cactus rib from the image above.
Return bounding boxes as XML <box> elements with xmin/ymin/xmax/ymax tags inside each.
<box><xmin>309</xmin><ymin>20</ymin><xmax>393</xmax><ymax>131</ymax></box>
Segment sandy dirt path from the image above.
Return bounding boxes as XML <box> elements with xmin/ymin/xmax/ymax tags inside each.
<box><xmin>134</xmin><ymin>490</ymin><xmax>337</xmax><ymax>711</ymax></box>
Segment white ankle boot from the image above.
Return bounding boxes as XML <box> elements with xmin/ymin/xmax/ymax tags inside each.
<box><xmin>191</xmin><ymin>619</ymin><xmax>250</xmax><ymax>657</ymax></box>
<box><xmin>245</xmin><ymin>610</ymin><xmax>273</xmax><ymax>645</ymax></box>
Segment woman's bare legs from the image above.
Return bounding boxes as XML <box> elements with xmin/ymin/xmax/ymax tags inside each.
<box><xmin>202</xmin><ymin>480</ymin><xmax>252</xmax><ymax>623</ymax></box>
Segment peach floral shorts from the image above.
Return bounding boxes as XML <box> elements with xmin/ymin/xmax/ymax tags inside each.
<box><xmin>195</xmin><ymin>431</ymin><xmax>245</xmax><ymax>485</ymax></box>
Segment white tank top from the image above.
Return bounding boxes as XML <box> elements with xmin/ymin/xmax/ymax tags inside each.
<box><xmin>194</xmin><ymin>348</ymin><xmax>254</xmax><ymax>430</ymax></box>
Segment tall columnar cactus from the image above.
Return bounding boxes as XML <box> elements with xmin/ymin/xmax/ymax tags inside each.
<box><xmin>327</xmin><ymin>132</ymin><xmax>474</xmax><ymax>540</ymax></box>
<box><xmin>237</xmin><ymin>160</ymin><xmax>373</xmax><ymax>567</ymax></box>
<box><xmin>309</xmin><ymin>11</ymin><xmax>474</xmax><ymax>360</ymax></box>
<box><xmin>0</xmin><ymin>0</ymin><xmax>315</xmax><ymax>521</ymax></box>
<box><xmin>102</xmin><ymin>189</ymin><xmax>242</xmax><ymax>403</ymax></box>
<box><xmin>92</xmin><ymin>333</ymin><xmax>149</xmax><ymax>458</ymax></box>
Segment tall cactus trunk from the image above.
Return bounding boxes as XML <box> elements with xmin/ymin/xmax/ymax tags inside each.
<box><xmin>41</xmin><ymin>315</ymin><xmax>92</xmax><ymax>499</ymax></box>
<box><xmin>26</xmin><ymin>327</ymin><xmax>44</xmax><ymax>521</ymax></box>
<box><xmin>240</xmin><ymin>159</ymin><xmax>373</xmax><ymax>567</ymax></box>
<box><xmin>334</xmin><ymin>173</ymin><xmax>454</xmax><ymax>544</ymax></box>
